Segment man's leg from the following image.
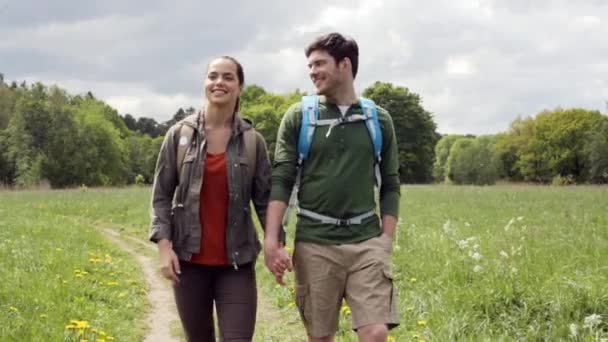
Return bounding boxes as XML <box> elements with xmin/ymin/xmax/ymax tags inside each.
<box><xmin>356</xmin><ymin>324</ymin><xmax>388</xmax><ymax>342</ymax></box>
<box><xmin>344</xmin><ymin>235</ymin><xmax>399</xmax><ymax>341</ymax></box>
<box><xmin>293</xmin><ymin>242</ymin><xmax>346</xmax><ymax>340</ymax></box>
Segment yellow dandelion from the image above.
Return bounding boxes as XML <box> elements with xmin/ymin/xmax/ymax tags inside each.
<box><xmin>9</xmin><ymin>306</ymin><xmax>18</xmax><ymax>312</ymax></box>
<box><xmin>65</xmin><ymin>325</ymin><xmax>76</xmax><ymax>330</ymax></box>
<box><xmin>99</xmin><ymin>331</ymin><xmax>107</xmax><ymax>336</ymax></box>
<box><xmin>106</xmin><ymin>281</ymin><xmax>119</xmax><ymax>286</ymax></box>
<box><xmin>340</xmin><ymin>305</ymin><xmax>351</xmax><ymax>315</ymax></box>
<box><xmin>387</xmin><ymin>336</ymin><xmax>395</xmax><ymax>342</ymax></box>
<box><xmin>419</xmin><ymin>340</ymin><xmax>427</xmax><ymax>342</ymax></box>
<box><xmin>75</xmin><ymin>274</ymin><xmax>83</xmax><ymax>278</ymax></box>
<box><xmin>89</xmin><ymin>258</ymin><xmax>102</xmax><ymax>263</ymax></box>
<box><xmin>410</xmin><ymin>277</ymin><xmax>417</xmax><ymax>283</ymax></box>
<box><xmin>417</xmin><ymin>320</ymin><xmax>427</xmax><ymax>326</ymax></box>
<box><xmin>98</xmin><ymin>340</ymin><xmax>106</xmax><ymax>342</ymax></box>
<box><xmin>107</xmin><ymin>337</ymin><xmax>115</xmax><ymax>341</ymax></box>
<box><xmin>287</xmin><ymin>302</ymin><xmax>296</xmax><ymax>308</ymax></box>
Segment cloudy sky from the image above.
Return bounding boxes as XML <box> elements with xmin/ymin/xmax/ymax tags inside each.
<box><xmin>1</xmin><ymin>0</ymin><xmax>606</xmax><ymax>134</ymax></box>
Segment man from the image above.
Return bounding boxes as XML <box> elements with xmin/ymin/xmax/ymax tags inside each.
<box><xmin>264</xmin><ymin>32</ymin><xmax>401</xmax><ymax>342</ymax></box>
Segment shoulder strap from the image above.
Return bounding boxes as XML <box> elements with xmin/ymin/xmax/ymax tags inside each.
<box><xmin>359</xmin><ymin>97</ymin><xmax>383</xmax><ymax>161</ymax></box>
<box><xmin>298</xmin><ymin>95</ymin><xmax>320</xmax><ymax>163</ymax></box>
<box><xmin>176</xmin><ymin>124</ymin><xmax>195</xmax><ymax>177</ymax></box>
<box><xmin>243</xmin><ymin>129</ymin><xmax>257</xmax><ymax>181</ymax></box>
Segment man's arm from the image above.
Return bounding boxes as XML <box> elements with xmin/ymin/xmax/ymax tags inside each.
<box><xmin>378</xmin><ymin>108</ymin><xmax>401</xmax><ymax>238</ymax></box>
<box><xmin>264</xmin><ymin>104</ymin><xmax>301</xmax><ymax>284</ymax></box>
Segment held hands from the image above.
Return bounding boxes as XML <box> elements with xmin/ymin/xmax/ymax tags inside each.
<box><xmin>263</xmin><ymin>239</ymin><xmax>292</xmax><ymax>286</ymax></box>
<box><xmin>158</xmin><ymin>239</ymin><xmax>181</xmax><ymax>284</ymax></box>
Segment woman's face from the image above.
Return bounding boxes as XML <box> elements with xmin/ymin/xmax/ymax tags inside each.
<box><xmin>204</xmin><ymin>58</ymin><xmax>242</xmax><ymax>107</ymax></box>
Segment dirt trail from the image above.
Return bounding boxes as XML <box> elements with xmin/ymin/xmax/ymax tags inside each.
<box><xmin>102</xmin><ymin>228</ymin><xmax>179</xmax><ymax>342</ymax></box>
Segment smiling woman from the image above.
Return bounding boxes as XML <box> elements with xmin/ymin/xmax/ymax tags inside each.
<box><xmin>149</xmin><ymin>56</ymin><xmax>282</xmax><ymax>341</ymax></box>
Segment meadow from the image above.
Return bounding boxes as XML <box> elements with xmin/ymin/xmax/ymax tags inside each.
<box><xmin>1</xmin><ymin>185</ymin><xmax>606</xmax><ymax>341</ymax></box>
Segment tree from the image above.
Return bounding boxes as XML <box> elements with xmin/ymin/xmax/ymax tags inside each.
<box><xmin>122</xmin><ymin>113</ymin><xmax>137</xmax><ymax>131</ymax></box>
<box><xmin>445</xmin><ymin>136</ymin><xmax>501</xmax><ymax>185</ymax></box>
<box><xmin>585</xmin><ymin>118</ymin><xmax>608</xmax><ymax>183</ymax></box>
<box><xmin>363</xmin><ymin>82</ymin><xmax>439</xmax><ymax>183</ymax></box>
<box><xmin>433</xmin><ymin>134</ymin><xmax>464</xmax><ymax>182</ymax></box>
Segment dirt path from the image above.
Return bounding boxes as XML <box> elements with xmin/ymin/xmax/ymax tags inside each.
<box><xmin>102</xmin><ymin>228</ymin><xmax>180</xmax><ymax>342</ymax></box>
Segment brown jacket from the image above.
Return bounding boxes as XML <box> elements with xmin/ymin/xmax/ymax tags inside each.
<box><xmin>149</xmin><ymin>112</ymin><xmax>283</xmax><ymax>268</ymax></box>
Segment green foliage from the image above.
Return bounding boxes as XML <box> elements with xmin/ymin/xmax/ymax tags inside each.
<box><xmin>433</xmin><ymin>134</ymin><xmax>464</xmax><ymax>182</ymax></box>
<box><xmin>585</xmin><ymin>119</ymin><xmax>608</xmax><ymax>184</ymax></box>
<box><xmin>363</xmin><ymin>82</ymin><xmax>439</xmax><ymax>183</ymax></box>
<box><xmin>446</xmin><ymin>136</ymin><xmax>502</xmax><ymax>185</ymax></box>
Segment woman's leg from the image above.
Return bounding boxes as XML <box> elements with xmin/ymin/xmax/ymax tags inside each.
<box><xmin>214</xmin><ymin>263</ymin><xmax>257</xmax><ymax>341</ymax></box>
<box><xmin>173</xmin><ymin>262</ymin><xmax>216</xmax><ymax>342</ymax></box>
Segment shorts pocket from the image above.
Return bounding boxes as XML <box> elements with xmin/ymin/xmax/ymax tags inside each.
<box><xmin>382</xmin><ymin>266</ymin><xmax>396</xmax><ymax>314</ymax></box>
<box><xmin>295</xmin><ymin>284</ymin><xmax>309</xmax><ymax>324</ymax></box>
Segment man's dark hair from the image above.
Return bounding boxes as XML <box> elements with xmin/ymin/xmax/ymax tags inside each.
<box><xmin>305</xmin><ymin>32</ymin><xmax>359</xmax><ymax>79</ymax></box>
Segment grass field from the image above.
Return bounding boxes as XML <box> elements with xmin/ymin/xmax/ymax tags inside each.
<box><xmin>1</xmin><ymin>185</ymin><xmax>606</xmax><ymax>341</ymax></box>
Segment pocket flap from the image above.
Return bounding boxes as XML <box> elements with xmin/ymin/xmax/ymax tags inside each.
<box><xmin>382</xmin><ymin>267</ymin><xmax>394</xmax><ymax>280</ymax></box>
<box><xmin>295</xmin><ymin>284</ymin><xmax>309</xmax><ymax>296</ymax></box>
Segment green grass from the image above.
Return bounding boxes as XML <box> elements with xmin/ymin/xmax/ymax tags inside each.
<box><xmin>1</xmin><ymin>185</ymin><xmax>606</xmax><ymax>341</ymax></box>
<box><xmin>0</xmin><ymin>189</ymin><xmax>149</xmax><ymax>341</ymax></box>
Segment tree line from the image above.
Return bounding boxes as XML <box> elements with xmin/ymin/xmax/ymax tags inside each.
<box><xmin>0</xmin><ymin>72</ymin><xmax>606</xmax><ymax>188</ymax></box>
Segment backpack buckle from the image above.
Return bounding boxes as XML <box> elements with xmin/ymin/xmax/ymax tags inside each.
<box><xmin>336</xmin><ymin>219</ymin><xmax>350</xmax><ymax>226</ymax></box>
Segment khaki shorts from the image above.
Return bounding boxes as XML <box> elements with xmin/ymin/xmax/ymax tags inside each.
<box><xmin>293</xmin><ymin>234</ymin><xmax>399</xmax><ymax>337</ymax></box>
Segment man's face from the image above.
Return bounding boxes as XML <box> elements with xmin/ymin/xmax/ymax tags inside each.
<box><xmin>307</xmin><ymin>50</ymin><xmax>343</xmax><ymax>96</ymax></box>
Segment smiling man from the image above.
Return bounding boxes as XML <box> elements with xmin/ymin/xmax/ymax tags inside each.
<box><xmin>264</xmin><ymin>32</ymin><xmax>401</xmax><ymax>342</ymax></box>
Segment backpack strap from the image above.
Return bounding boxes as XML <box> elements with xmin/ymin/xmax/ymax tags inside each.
<box><xmin>243</xmin><ymin>129</ymin><xmax>257</xmax><ymax>181</ymax></box>
<box><xmin>297</xmin><ymin>95</ymin><xmax>319</xmax><ymax>163</ymax></box>
<box><xmin>359</xmin><ymin>97</ymin><xmax>383</xmax><ymax>189</ymax></box>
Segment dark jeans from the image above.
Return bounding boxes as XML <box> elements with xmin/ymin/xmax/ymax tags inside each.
<box><xmin>173</xmin><ymin>261</ymin><xmax>257</xmax><ymax>342</ymax></box>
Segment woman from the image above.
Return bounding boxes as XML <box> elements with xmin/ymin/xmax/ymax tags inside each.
<box><xmin>149</xmin><ymin>56</ymin><xmax>282</xmax><ymax>341</ymax></box>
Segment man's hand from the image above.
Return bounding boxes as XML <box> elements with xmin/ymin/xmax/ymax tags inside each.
<box><xmin>264</xmin><ymin>238</ymin><xmax>292</xmax><ymax>285</ymax></box>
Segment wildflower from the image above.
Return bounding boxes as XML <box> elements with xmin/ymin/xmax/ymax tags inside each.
<box><xmin>504</xmin><ymin>218</ymin><xmax>515</xmax><ymax>231</ymax></box>
<box><xmin>470</xmin><ymin>252</ymin><xmax>483</xmax><ymax>261</ymax></box>
<box><xmin>9</xmin><ymin>306</ymin><xmax>18</xmax><ymax>312</ymax></box>
<box><xmin>417</xmin><ymin>320</ymin><xmax>427</xmax><ymax>326</ymax></box>
<box><xmin>288</xmin><ymin>302</ymin><xmax>296</xmax><ymax>308</ymax></box>
<box><xmin>387</xmin><ymin>336</ymin><xmax>395</xmax><ymax>342</ymax></box>
<box><xmin>569</xmin><ymin>323</ymin><xmax>578</xmax><ymax>338</ymax></box>
<box><xmin>340</xmin><ymin>305</ymin><xmax>351</xmax><ymax>316</ymax></box>
<box><xmin>457</xmin><ymin>240</ymin><xmax>469</xmax><ymax>249</ymax></box>
<box><xmin>89</xmin><ymin>258</ymin><xmax>102</xmax><ymax>263</ymax></box>
<box><xmin>583</xmin><ymin>314</ymin><xmax>602</xmax><ymax>329</ymax></box>
<box><xmin>106</xmin><ymin>281</ymin><xmax>119</xmax><ymax>286</ymax></box>
<box><xmin>410</xmin><ymin>277</ymin><xmax>417</xmax><ymax>283</ymax></box>
<box><xmin>473</xmin><ymin>265</ymin><xmax>483</xmax><ymax>273</ymax></box>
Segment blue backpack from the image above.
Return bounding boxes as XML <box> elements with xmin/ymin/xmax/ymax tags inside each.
<box><xmin>283</xmin><ymin>95</ymin><xmax>383</xmax><ymax>226</ymax></box>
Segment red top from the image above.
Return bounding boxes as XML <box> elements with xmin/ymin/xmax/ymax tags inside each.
<box><xmin>190</xmin><ymin>152</ymin><xmax>229</xmax><ymax>265</ymax></box>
